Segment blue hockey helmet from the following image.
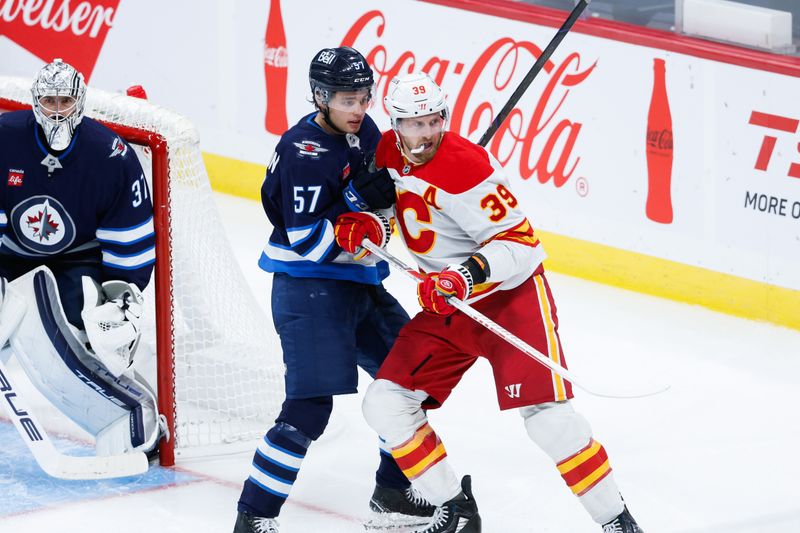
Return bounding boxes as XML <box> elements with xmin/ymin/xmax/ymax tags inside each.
<box><xmin>309</xmin><ymin>46</ymin><xmax>374</xmax><ymax>105</ymax></box>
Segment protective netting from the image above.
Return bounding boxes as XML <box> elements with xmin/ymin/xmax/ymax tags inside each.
<box><xmin>0</xmin><ymin>77</ymin><xmax>284</xmax><ymax>459</ymax></box>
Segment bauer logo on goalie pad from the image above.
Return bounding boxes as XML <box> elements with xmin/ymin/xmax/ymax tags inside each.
<box><xmin>0</xmin><ymin>369</ymin><xmax>44</xmax><ymax>443</ymax></box>
<box><xmin>10</xmin><ymin>195</ymin><xmax>76</xmax><ymax>254</ymax></box>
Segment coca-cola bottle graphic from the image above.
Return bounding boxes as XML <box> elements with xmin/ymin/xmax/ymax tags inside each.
<box><xmin>645</xmin><ymin>58</ymin><xmax>674</xmax><ymax>224</ymax></box>
<box><xmin>264</xmin><ymin>0</ymin><xmax>289</xmax><ymax>135</ymax></box>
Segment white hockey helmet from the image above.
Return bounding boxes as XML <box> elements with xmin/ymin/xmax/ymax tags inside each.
<box><xmin>31</xmin><ymin>58</ymin><xmax>87</xmax><ymax>151</ymax></box>
<box><xmin>384</xmin><ymin>72</ymin><xmax>449</xmax><ymax>131</ymax></box>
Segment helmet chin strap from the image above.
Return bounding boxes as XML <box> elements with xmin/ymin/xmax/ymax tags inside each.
<box><xmin>317</xmin><ymin>104</ymin><xmax>347</xmax><ymax>135</ymax></box>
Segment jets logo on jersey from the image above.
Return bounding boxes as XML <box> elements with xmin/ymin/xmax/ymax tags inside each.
<box><xmin>293</xmin><ymin>140</ymin><xmax>329</xmax><ymax>158</ymax></box>
<box><xmin>10</xmin><ymin>195</ymin><xmax>76</xmax><ymax>254</ymax></box>
<box><xmin>7</xmin><ymin>169</ymin><xmax>24</xmax><ymax>187</ymax></box>
<box><xmin>109</xmin><ymin>137</ymin><xmax>129</xmax><ymax>158</ymax></box>
<box><xmin>505</xmin><ymin>383</ymin><xmax>522</xmax><ymax>399</ymax></box>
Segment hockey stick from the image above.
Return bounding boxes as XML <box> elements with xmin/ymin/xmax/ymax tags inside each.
<box><xmin>363</xmin><ymin>241</ymin><xmax>669</xmax><ymax>399</ymax></box>
<box><xmin>478</xmin><ymin>0</ymin><xmax>591</xmax><ymax>147</ymax></box>
<box><xmin>0</xmin><ymin>282</ymin><xmax>149</xmax><ymax>480</ymax></box>
<box><xmin>0</xmin><ymin>357</ymin><xmax>150</xmax><ymax>480</ymax></box>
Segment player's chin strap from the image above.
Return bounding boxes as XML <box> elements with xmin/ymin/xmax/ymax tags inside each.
<box><xmin>0</xmin><ymin>278</ymin><xmax>149</xmax><ymax>479</ymax></box>
<box><xmin>360</xmin><ymin>240</ymin><xmax>670</xmax><ymax>400</ymax></box>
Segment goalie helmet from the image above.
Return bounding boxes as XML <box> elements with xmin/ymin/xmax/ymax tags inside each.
<box><xmin>309</xmin><ymin>46</ymin><xmax>374</xmax><ymax>106</ymax></box>
<box><xmin>384</xmin><ymin>72</ymin><xmax>449</xmax><ymax>130</ymax></box>
<box><xmin>31</xmin><ymin>58</ymin><xmax>87</xmax><ymax>151</ymax></box>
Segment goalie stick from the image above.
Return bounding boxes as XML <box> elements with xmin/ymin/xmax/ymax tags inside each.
<box><xmin>478</xmin><ymin>0</ymin><xmax>591</xmax><ymax>147</ymax></box>
<box><xmin>0</xmin><ymin>357</ymin><xmax>150</xmax><ymax>480</ymax></box>
<box><xmin>0</xmin><ymin>280</ymin><xmax>149</xmax><ymax>480</ymax></box>
<box><xmin>362</xmin><ymin>240</ymin><xmax>669</xmax><ymax>399</ymax></box>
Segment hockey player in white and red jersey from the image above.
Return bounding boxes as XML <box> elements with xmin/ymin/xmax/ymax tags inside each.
<box><xmin>333</xmin><ymin>72</ymin><xmax>643</xmax><ymax>533</ymax></box>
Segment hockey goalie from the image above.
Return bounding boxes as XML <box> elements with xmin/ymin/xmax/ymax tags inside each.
<box><xmin>0</xmin><ymin>59</ymin><xmax>161</xmax><ymax>478</ymax></box>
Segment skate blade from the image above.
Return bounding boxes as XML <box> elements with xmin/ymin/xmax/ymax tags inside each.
<box><xmin>363</xmin><ymin>511</ymin><xmax>430</xmax><ymax>531</ymax></box>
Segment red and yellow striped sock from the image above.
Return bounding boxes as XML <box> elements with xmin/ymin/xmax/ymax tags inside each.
<box><xmin>390</xmin><ymin>422</ymin><xmax>448</xmax><ymax>481</ymax></box>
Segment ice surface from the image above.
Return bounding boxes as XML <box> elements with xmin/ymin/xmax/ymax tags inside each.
<box><xmin>1</xmin><ymin>193</ymin><xmax>798</xmax><ymax>533</ymax></box>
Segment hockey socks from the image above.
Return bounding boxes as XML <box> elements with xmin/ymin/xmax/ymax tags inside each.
<box><xmin>376</xmin><ymin>437</ymin><xmax>412</xmax><ymax>490</ymax></box>
<box><xmin>389</xmin><ymin>422</ymin><xmax>461</xmax><ymax>506</ymax></box>
<box><xmin>238</xmin><ymin>422</ymin><xmax>310</xmax><ymax>518</ymax></box>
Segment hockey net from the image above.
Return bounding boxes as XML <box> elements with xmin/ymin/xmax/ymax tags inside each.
<box><xmin>0</xmin><ymin>77</ymin><xmax>284</xmax><ymax>465</ymax></box>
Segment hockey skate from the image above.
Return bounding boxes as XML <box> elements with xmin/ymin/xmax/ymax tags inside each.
<box><xmin>364</xmin><ymin>485</ymin><xmax>436</xmax><ymax>530</ymax></box>
<box><xmin>413</xmin><ymin>476</ymin><xmax>481</xmax><ymax>533</ymax></box>
<box><xmin>602</xmin><ymin>506</ymin><xmax>643</xmax><ymax>533</ymax></box>
<box><xmin>233</xmin><ymin>511</ymin><xmax>279</xmax><ymax>533</ymax></box>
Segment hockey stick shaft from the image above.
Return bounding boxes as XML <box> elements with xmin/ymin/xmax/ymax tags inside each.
<box><xmin>478</xmin><ymin>0</ymin><xmax>591</xmax><ymax>147</ymax></box>
<box><xmin>363</xmin><ymin>241</ymin><xmax>668</xmax><ymax>399</ymax></box>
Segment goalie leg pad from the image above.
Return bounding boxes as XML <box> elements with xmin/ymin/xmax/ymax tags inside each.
<box><xmin>9</xmin><ymin>267</ymin><xmax>159</xmax><ymax>454</ymax></box>
<box><xmin>0</xmin><ymin>277</ymin><xmax>26</xmax><ymax>349</ymax></box>
<box><xmin>521</xmin><ymin>401</ymin><xmax>624</xmax><ymax>523</ymax></box>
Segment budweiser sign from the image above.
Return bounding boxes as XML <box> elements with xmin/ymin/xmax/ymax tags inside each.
<box><xmin>342</xmin><ymin>10</ymin><xmax>596</xmax><ymax>188</ymax></box>
<box><xmin>0</xmin><ymin>0</ymin><xmax>120</xmax><ymax>80</ymax></box>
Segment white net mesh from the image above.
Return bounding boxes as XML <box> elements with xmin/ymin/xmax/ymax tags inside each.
<box><xmin>0</xmin><ymin>77</ymin><xmax>284</xmax><ymax>458</ymax></box>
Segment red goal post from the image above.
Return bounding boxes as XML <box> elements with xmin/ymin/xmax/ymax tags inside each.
<box><xmin>0</xmin><ymin>77</ymin><xmax>284</xmax><ymax>466</ymax></box>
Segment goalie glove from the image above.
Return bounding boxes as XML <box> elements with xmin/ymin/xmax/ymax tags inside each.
<box><xmin>334</xmin><ymin>211</ymin><xmax>391</xmax><ymax>260</ymax></box>
<box><xmin>81</xmin><ymin>277</ymin><xmax>145</xmax><ymax>378</ymax></box>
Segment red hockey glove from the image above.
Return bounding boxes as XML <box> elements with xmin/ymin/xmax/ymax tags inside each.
<box><xmin>417</xmin><ymin>264</ymin><xmax>474</xmax><ymax>316</ymax></box>
<box><xmin>334</xmin><ymin>211</ymin><xmax>391</xmax><ymax>259</ymax></box>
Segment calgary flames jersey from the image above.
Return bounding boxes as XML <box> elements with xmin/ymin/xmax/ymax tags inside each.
<box><xmin>375</xmin><ymin>130</ymin><xmax>547</xmax><ymax>302</ymax></box>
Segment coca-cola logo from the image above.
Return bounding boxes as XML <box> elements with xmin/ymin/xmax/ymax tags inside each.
<box><xmin>264</xmin><ymin>45</ymin><xmax>287</xmax><ymax>68</ymax></box>
<box><xmin>647</xmin><ymin>129</ymin><xmax>673</xmax><ymax>151</ymax></box>
<box><xmin>341</xmin><ymin>10</ymin><xmax>596</xmax><ymax>188</ymax></box>
<box><xmin>0</xmin><ymin>0</ymin><xmax>119</xmax><ymax>80</ymax></box>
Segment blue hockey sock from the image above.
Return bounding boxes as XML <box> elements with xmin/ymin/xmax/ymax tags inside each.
<box><xmin>376</xmin><ymin>437</ymin><xmax>411</xmax><ymax>490</ymax></box>
<box><xmin>238</xmin><ymin>422</ymin><xmax>310</xmax><ymax>517</ymax></box>
<box><xmin>237</xmin><ymin>397</ymin><xmax>333</xmax><ymax>518</ymax></box>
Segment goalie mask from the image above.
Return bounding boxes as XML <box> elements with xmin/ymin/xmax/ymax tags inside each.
<box><xmin>384</xmin><ymin>72</ymin><xmax>449</xmax><ymax>164</ymax></box>
<box><xmin>31</xmin><ymin>58</ymin><xmax>87</xmax><ymax>151</ymax></box>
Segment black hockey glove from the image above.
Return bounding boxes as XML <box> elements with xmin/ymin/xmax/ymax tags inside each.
<box><xmin>343</xmin><ymin>156</ymin><xmax>396</xmax><ymax>211</ymax></box>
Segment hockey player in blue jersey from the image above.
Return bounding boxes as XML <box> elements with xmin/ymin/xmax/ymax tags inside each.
<box><xmin>233</xmin><ymin>47</ymin><xmax>434</xmax><ymax>533</ymax></box>
<box><xmin>0</xmin><ymin>59</ymin><xmax>161</xmax><ymax>466</ymax></box>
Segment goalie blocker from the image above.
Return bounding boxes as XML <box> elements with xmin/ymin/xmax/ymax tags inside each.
<box><xmin>0</xmin><ymin>267</ymin><xmax>161</xmax><ymax>459</ymax></box>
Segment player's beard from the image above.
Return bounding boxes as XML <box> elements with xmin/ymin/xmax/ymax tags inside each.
<box><xmin>402</xmin><ymin>132</ymin><xmax>444</xmax><ymax>165</ymax></box>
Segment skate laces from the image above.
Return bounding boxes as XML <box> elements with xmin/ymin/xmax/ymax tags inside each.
<box><xmin>602</xmin><ymin>521</ymin><xmax>623</xmax><ymax>533</ymax></box>
<box><xmin>252</xmin><ymin>517</ymin><xmax>279</xmax><ymax>533</ymax></box>
<box><xmin>405</xmin><ymin>487</ymin><xmax>432</xmax><ymax>508</ymax></box>
<box><xmin>422</xmin><ymin>506</ymin><xmax>450</xmax><ymax>531</ymax></box>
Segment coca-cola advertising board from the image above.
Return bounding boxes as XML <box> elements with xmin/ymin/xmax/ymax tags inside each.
<box><xmin>1</xmin><ymin>0</ymin><xmax>798</xmax><ymax>319</ymax></box>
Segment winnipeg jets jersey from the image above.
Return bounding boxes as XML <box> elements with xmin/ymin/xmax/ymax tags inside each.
<box><xmin>259</xmin><ymin>112</ymin><xmax>389</xmax><ymax>285</ymax></box>
<box><xmin>0</xmin><ymin>111</ymin><xmax>154</xmax><ymax>290</ymax></box>
<box><xmin>376</xmin><ymin>130</ymin><xmax>546</xmax><ymax>302</ymax></box>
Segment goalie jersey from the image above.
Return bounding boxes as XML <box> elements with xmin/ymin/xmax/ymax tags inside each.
<box><xmin>259</xmin><ymin>112</ymin><xmax>389</xmax><ymax>285</ymax></box>
<box><xmin>376</xmin><ymin>130</ymin><xmax>547</xmax><ymax>302</ymax></box>
<box><xmin>0</xmin><ymin>111</ymin><xmax>154</xmax><ymax>290</ymax></box>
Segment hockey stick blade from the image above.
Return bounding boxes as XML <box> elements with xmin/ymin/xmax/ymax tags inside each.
<box><xmin>0</xmin><ymin>355</ymin><xmax>149</xmax><ymax>480</ymax></box>
<box><xmin>363</xmin><ymin>241</ymin><xmax>669</xmax><ymax>399</ymax></box>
